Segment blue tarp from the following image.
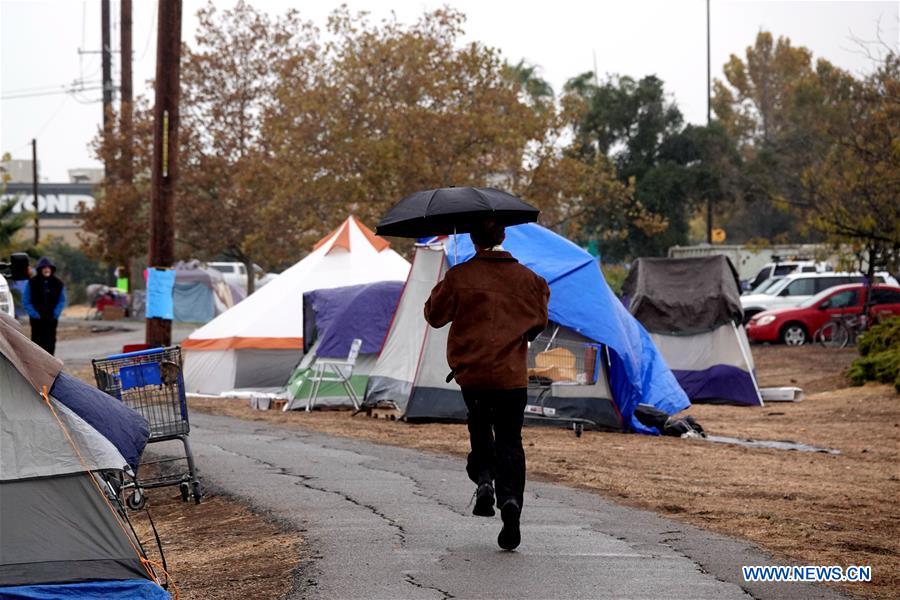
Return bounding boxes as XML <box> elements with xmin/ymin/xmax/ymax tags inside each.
<box><xmin>304</xmin><ymin>281</ymin><xmax>404</xmax><ymax>358</ymax></box>
<box><xmin>145</xmin><ymin>268</ymin><xmax>175</xmax><ymax>320</ymax></box>
<box><xmin>50</xmin><ymin>372</ymin><xmax>150</xmax><ymax>470</ymax></box>
<box><xmin>445</xmin><ymin>223</ymin><xmax>690</xmax><ymax>433</ymax></box>
<box><xmin>0</xmin><ymin>580</ymin><xmax>170</xmax><ymax>599</ymax></box>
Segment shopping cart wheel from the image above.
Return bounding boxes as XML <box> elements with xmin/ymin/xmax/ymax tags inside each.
<box><xmin>180</xmin><ymin>482</ymin><xmax>190</xmax><ymax>502</ymax></box>
<box><xmin>573</xmin><ymin>423</ymin><xmax>583</xmax><ymax>438</ymax></box>
<box><xmin>126</xmin><ymin>489</ymin><xmax>146</xmax><ymax>510</ymax></box>
<box><xmin>192</xmin><ymin>481</ymin><xmax>203</xmax><ymax>505</ymax></box>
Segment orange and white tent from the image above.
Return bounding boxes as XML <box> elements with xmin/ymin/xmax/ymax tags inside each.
<box><xmin>182</xmin><ymin>216</ymin><xmax>410</xmax><ymax>394</ymax></box>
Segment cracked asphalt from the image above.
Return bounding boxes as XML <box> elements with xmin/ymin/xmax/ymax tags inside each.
<box><xmin>174</xmin><ymin>412</ymin><xmax>848</xmax><ymax>600</ymax></box>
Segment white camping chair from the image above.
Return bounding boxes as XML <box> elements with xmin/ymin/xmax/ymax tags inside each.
<box><xmin>305</xmin><ymin>338</ymin><xmax>363</xmax><ymax>412</ymax></box>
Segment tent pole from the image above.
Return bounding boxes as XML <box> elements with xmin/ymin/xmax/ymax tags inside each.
<box><xmin>731</xmin><ymin>321</ymin><xmax>764</xmax><ymax>406</ymax></box>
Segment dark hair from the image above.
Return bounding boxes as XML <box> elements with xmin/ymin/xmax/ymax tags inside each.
<box><xmin>470</xmin><ymin>219</ymin><xmax>505</xmax><ymax>249</ymax></box>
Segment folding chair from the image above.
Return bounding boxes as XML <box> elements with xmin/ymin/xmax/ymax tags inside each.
<box><xmin>306</xmin><ymin>338</ymin><xmax>363</xmax><ymax>412</ymax></box>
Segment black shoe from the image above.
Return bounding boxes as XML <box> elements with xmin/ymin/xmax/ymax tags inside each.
<box><xmin>473</xmin><ymin>483</ymin><xmax>495</xmax><ymax>517</ymax></box>
<box><xmin>497</xmin><ymin>500</ymin><xmax>521</xmax><ymax>550</ymax></box>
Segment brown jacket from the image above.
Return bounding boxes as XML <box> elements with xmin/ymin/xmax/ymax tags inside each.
<box><xmin>424</xmin><ymin>250</ymin><xmax>550</xmax><ymax>390</ymax></box>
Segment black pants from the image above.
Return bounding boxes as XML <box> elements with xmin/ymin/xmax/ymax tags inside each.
<box><xmin>30</xmin><ymin>317</ymin><xmax>58</xmax><ymax>355</ymax></box>
<box><xmin>462</xmin><ymin>388</ymin><xmax>527</xmax><ymax>509</ymax></box>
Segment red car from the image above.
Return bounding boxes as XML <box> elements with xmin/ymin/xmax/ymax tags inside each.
<box><xmin>746</xmin><ymin>284</ymin><xmax>900</xmax><ymax>345</ymax></box>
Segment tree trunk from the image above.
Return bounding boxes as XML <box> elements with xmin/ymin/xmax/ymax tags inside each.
<box><xmin>244</xmin><ymin>259</ymin><xmax>255</xmax><ymax>295</ymax></box>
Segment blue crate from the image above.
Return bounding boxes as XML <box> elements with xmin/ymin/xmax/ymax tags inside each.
<box><xmin>119</xmin><ymin>362</ymin><xmax>162</xmax><ymax>391</ymax></box>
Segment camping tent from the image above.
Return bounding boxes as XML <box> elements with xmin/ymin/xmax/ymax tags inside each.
<box><xmin>0</xmin><ymin>315</ymin><xmax>168</xmax><ymax>599</ymax></box>
<box><xmin>282</xmin><ymin>281</ymin><xmax>404</xmax><ymax>410</ymax></box>
<box><xmin>182</xmin><ymin>216</ymin><xmax>410</xmax><ymax>394</ymax></box>
<box><xmin>622</xmin><ymin>256</ymin><xmax>763</xmax><ymax>406</ymax></box>
<box><xmin>173</xmin><ymin>259</ymin><xmax>245</xmax><ymax>323</ymax></box>
<box><xmin>365</xmin><ymin>224</ymin><xmax>690</xmax><ymax>432</ymax></box>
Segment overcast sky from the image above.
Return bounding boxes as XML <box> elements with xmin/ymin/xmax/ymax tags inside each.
<box><xmin>2</xmin><ymin>0</ymin><xmax>897</xmax><ymax>181</ymax></box>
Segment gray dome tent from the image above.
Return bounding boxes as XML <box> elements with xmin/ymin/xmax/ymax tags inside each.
<box><xmin>623</xmin><ymin>256</ymin><xmax>762</xmax><ymax>406</ymax></box>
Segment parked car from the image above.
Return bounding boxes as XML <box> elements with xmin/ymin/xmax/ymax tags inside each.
<box><xmin>746</xmin><ymin>261</ymin><xmax>826</xmax><ymax>291</ymax></box>
<box><xmin>743</xmin><ymin>275</ymin><xmax>785</xmax><ymax>296</ymax></box>
<box><xmin>746</xmin><ymin>283</ymin><xmax>900</xmax><ymax>345</ymax></box>
<box><xmin>0</xmin><ymin>274</ymin><xmax>14</xmax><ymax>318</ymax></box>
<box><xmin>207</xmin><ymin>262</ymin><xmax>278</xmax><ymax>291</ymax></box>
<box><xmin>741</xmin><ymin>271</ymin><xmax>899</xmax><ymax>322</ymax></box>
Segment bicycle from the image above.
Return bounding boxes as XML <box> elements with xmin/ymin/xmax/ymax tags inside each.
<box><xmin>815</xmin><ymin>310</ymin><xmax>893</xmax><ymax>348</ymax></box>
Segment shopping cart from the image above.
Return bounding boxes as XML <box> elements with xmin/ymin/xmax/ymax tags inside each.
<box><xmin>93</xmin><ymin>346</ymin><xmax>202</xmax><ymax>508</ymax></box>
<box><xmin>526</xmin><ymin>328</ymin><xmax>614</xmax><ymax>437</ymax></box>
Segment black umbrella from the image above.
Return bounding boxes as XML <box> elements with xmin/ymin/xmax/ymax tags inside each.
<box><xmin>375</xmin><ymin>187</ymin><xmax>540</xmax><ymax>238</ymax></box>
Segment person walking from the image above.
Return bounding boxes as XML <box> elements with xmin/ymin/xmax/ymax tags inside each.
<box><xmin>23</xmin><ymin>257</ymin><xmax>66</xmax><ymax>355</ymax></box>
<box><xmin>424</xmin><ymin>219</ymin><xmax>549</xmax><ymax>551</ymax></box>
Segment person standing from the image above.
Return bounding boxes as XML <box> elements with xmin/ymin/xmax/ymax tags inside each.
<box><xmin>424</xmin><ymin>219</ymin><xmax>549</xmax><ymax>551</ymax></box>
<box><xmin>23</xmin><ymin>257</ymin><xmax>66</xmax><ymax>355</ymax></box>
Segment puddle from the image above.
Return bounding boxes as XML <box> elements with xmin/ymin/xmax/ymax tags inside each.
<box><xmin>703</xmin><ymin>435</ymin><xmax>840</xmax><ymax>455</ymax></box>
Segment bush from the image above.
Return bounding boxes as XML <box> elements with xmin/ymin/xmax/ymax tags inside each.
<box><xmin>848</xmin><ymin>317</ymin><xmax>900</xmax><ymax>393</ymax></box>
<box><xmin>601</xmin><ymin>263</ymin><xmax>629</xmax><ymax>296</ymax></box>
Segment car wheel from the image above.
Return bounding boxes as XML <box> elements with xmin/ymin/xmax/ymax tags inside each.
<box><xmin>781</xmin><ymin>324</ymin><xmax>807</xmax><ymax>346</ymax></box>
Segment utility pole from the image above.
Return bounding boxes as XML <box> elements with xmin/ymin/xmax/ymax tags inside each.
<box><xmin>120</xmin><ymin>0</ymin><xmax>133</xmax><ymax>285</ymax></box>
<box><xmin>705</xmin><ymin>0</ymin><xmax>713</xmax><ymax>245</ymax></box>
<box><xmin>101</xmin><ymin>0</ymin><xmax>114</xmax><ymax>179</ymax></box>
<box><xmin>146</xmin><ymin>0</ymin><xmax>183</xmax><ymax>347</ymax></box>
<box><xmin>31</xmin><ymin>139</ymin><xmax>39</xmax><ymax>245</ymax></box>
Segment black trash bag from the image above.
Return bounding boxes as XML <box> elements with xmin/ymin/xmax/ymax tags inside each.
<box><xmin>634</xmin><ymin>403</ymin><xmax>705</xmax><ymax>437</ymax></box>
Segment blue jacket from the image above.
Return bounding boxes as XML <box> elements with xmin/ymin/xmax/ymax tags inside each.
<box><xmin>24</xmin><ymin>257</ymin><xmax>66</xmax><ymax>320</ymax></box>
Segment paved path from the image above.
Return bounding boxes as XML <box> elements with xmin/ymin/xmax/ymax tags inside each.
<box><xmin>180</xmin><ymin>412</ymin><xmax>847</xmax><ymax>600</ymax></box>
<box><xmin>55</xmin><ymin>319</ymin><xmax>194</xmax><ymax>368</ymax></box>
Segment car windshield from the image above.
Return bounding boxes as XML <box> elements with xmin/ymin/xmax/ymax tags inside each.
<box><xmin>799</xmin><ymin>286</ymin><xmax>856</xmax><ymax>308</ymax></box>
<box><xmin>765</xmin><ymin>277</ymin><xmax>790</xmax><ymax>296</ymax></box>
<box><xmin>753</xmin><ymin>276</ymin><xmax>784</xmax><ymax>294</ymax></box>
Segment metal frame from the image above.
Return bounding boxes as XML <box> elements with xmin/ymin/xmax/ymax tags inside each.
<box><xmin>92</xmin><ymin>346</ymin><xmax>201</xmax><ymax>507</ymax></box>
<box><xmin>304</xmin><ymin>338</ymin><xmax>363</xmax><ymax>412</ymax></box>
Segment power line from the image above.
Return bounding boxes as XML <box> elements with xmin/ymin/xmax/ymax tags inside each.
<box><xmin>1</xmin><ymin>84</ymin><xmax>104</xmax><ymax>101</ymax></box>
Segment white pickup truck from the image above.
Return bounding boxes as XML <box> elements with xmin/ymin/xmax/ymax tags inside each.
<box><xmin>0</xmin><ymin>274</ymin><xmax>15</xmax><ymax>318</ymax></box>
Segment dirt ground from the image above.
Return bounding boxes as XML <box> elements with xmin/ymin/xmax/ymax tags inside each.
<box><xmin>128</xmin><ymin>484</ymin><xmax>304</xmax><ymax>599</ymax></box>
<box><xmin>189</xmin><ymin>344</ymin><xmax>899</xmax><ymax>600</ymax></box>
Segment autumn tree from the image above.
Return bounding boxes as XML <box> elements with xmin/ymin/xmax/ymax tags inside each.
<box><xmin>801</xmin><ymin>51</ymin><xmax>900</xmax><ymax>277</ymax></box>
<box><xmin>712</xmin><ymin>31</ymin><xmax>857</xmax><ymax>242</ymax></box>
<box><xmin>80</xmin><ymin>98</ymin><xmax>154</xmax><ymax>270</ymax></box>
<box><xmin>176</xmin><ymin>1</ymin><xmax>315</xmax><ymax>292</ymax></box>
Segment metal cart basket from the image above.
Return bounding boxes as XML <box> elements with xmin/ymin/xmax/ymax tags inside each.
<box><xmin>526</xmin><ymin>328</ymin><xmax>616</xmax><ymax>437</ymax></box>
<box><xmin>93</xmin><ymin>346</ymin><xmax>201</xmax><ymax>507</ymax></box>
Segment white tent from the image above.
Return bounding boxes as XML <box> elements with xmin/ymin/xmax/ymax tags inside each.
<box><xmin>182</xmin><ymin>216</ymin><xmax>410</xmax><ymax>393</ymax></box>
<box><xmin>364</xmin><ymin>245</ymin><xmax>622</xmax><ymax>427</ymax></box>
<box><xmin>364</xmin><ymin>245</ymin><xmax>463</xmax><ymax>420</ymax></box>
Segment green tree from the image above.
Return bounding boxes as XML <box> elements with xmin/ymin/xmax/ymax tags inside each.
<box><xmin>561</xmin><ymin>74</ymin><xmax>734</xmax><ymax>258</ymax></box>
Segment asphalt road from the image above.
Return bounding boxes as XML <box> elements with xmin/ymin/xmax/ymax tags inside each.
<box><xmin>181</xmin><ymin>412</ymin><xmax>848</xmax><ymax>600</ymax></box>
<box><xmin>55</xmin><ymin>319</ymin><xmax>194</xmax><ymax>368</ymax></box>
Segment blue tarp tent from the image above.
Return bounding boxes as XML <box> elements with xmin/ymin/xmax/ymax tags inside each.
<box><xmin>446</xmin><ymin>223</ymin><xmax>690</xmax><ymax>433</ymax></box>
<box><xmin>303</xmin><ymin>281</ymin><xmax>404</xmax><ymax>358</ymax></box>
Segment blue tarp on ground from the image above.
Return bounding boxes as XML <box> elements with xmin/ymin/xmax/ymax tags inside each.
<box><xmin>50</xmin><ymin>371</ymin><xmax>150</xmax><ymax>469</ymax></box>
<box><xmin>303</xmin><ymin>281</ymin><xmax>404</xmax><ymax>358</ymax></box>
<box><xmin>0</xmin><ymin>580</ymin><xmax>170</xmax><ymax>599</ymax></box>
<box><xmin>445</xmin><ymin>223</ymin><xmax>690</xmax><ymax>433</ymax></box>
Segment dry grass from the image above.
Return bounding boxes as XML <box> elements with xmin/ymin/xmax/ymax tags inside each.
<box><xmin>189</xmin><ymin>344</ymin><xmax>900</xmax><ymax>600</ymax></box>
<box><xmin>129</xmin><ymin>483</ymin><xmax>304</xmax><ymax>599</ymax></box>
